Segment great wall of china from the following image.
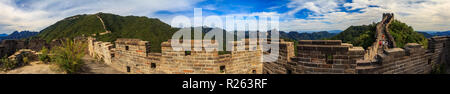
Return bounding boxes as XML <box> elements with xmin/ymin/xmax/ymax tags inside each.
<box><xmin>0</xmin><ymin>13</ymin><xmax>444</xmax><ymax>74</ymax></box>
<box><xmin>270</xmin><ymin>13</ymin><xmax>450</xmax><ymax>74</ymax></box>
<box><xmin>88</xmin><ymin>38</ymin><xmax>275</xmax><ymax>74</ymax></box>
<box><xmin>95</xmin><ymin>14</ymin><xmax>111</xmax><ymax>35</ymax></box>
<box><xmin>85</xmin><ymin>13</ymin><xmax>450</xmax><ymax>74</ymax></box>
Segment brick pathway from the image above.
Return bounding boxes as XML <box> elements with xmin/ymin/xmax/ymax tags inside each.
<box><xmin>80</xmin><ymin>55</ymin><xmax>124</xmax><ymax>74</ymax></box>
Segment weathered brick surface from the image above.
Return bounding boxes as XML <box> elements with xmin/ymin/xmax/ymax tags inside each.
<box><xmin>263</xmin><ymin>40</ymin><xmax>296</xmax><ymax>74</ymax></box>
<box><xmin>428</xmin><ymin>36</ymin><xmax>450</xmax><ymax>69</ymax></box>
<box><xmin>0</xmin><ymin>39</ymin><xmax>48</xmax><ymax>58</ymax></box>
<box><xmin>87</xmin><ymin>35</ymin><xmax>449</xmax><ymax>74</ymax></box>
<box><xmin>88</xmin><ymin>37</ymin><xmax>265</xmax><ymax>74</ymax></box>
<box><xmin>291</xmin><ymin>40</ymin><xmax>364</xmax><ymax>74</ymax></box>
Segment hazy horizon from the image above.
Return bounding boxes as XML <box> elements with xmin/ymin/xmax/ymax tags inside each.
<box><xmin>1</xmin><ymin>0</ymin><xmax>449</xmax><ymax>34</ymax></box>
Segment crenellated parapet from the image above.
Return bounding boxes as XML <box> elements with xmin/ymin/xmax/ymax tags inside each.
<box><xmin>85</xmin><ymin>32</ymin><xmax>449</xmax><ymax>74</ymax></box>
<box><xmin>88</xmin><ymin>37</ymin><xmax>268</xmax><ymax>74</ymax></box>
<box><xmin>428</xmin><ymin>36</ymin><xmax>450</xmax><ymax>67</ymax></box>
<box><xmin>291</xmin><ymin>40</ymin><xmax>365</xmax><ymax>74</ymax></box>
<box><xmin>263</xmin><ymin>39</ymin><xmax>295</xmax><ymax>74</ymax></box>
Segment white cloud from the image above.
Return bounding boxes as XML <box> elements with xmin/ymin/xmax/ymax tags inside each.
<box><xmin>286</xmin><ymin>0</ymin><xmax>343</xmax><ymax>15</ymax></box>
<box><xmin>0</xmin><ymin>0</ymin><xmax>203</xmax><ymax>34</ymax></box>
<box><xmin>280</xmin><ymin>0</ymin><xmax>450</xmax><ymax>31</ymax></box>
<box><xmin>1</xmin><ymin>0</ymin><xmax>448</xmax><ymax>33</ymax></box>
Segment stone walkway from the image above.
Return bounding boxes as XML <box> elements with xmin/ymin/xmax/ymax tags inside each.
<box><xmin>447</xmin><ymin>66</ymin><xmax>450</xmax><ymax>74</ymax></box>
<box><xmin>0</xmin><ymin>55</ymin><xmax>124</xmax><ymax>74</ymax></box>
<box><xmin>363</xmin><ymin>14</ymin><xmax>394</xmax><ymax>61</ymax></box>
<box><xmin>80</xmin><ymin>55</ymin><xmax>124</xmax><ymax>74</ymax></box>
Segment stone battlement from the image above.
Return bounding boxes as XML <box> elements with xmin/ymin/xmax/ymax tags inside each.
<box><xmin>290</xmin><ymin>39</ymin><xmax>447</xmax><ymax>74</ymax></box>
<box><xmin>115</xmin><ymin>38</ymin><xmax>149</xmax><ymax>45</ymax></box>
<box><xmin>292</xmin><ymin>40</ymin><xmax>364</xmax><ymax>74</ymax></box>
<box><xmin>88</xmin><ymin>37</ymin><xmax>271</xmax><ymax>74</ymax></box>
<box><xmin>84</xmin><ymin>13</ymin><xmax>448</xmax><ymax>74</ymax></box>
<box><xmin>88</xmin><ymin>35</ymin><xmax>449</xmax><ymax>74</ymax></box>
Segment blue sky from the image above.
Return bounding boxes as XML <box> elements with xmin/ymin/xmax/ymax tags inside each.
<box><xmin>1</xmin><ymin>0</ymin><xmax>449</xmax><ymax>34</ymax></box>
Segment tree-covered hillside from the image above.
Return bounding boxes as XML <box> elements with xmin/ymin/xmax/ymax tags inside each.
<box><xmin>329</xmin><ymin>23</ymin><xmax>377</xmax><ymax>48</ymax></box>
<box><xmin>329</xmin><ymin>20</ymin><xmax>427</xmax><ymax>49</ymax></box>
<box><xmin>38</xmin><ymin>13</ymin><xmax>179</xmax><ymax>52</ymax></box>
<box><xmin>388</xmin><ymin>20</ymin><xmax>428</xmax><ymax>48</ymax></box>
<box><xmin>93</xmin><ymin>13</ymin><xmax>179</xmax><ymax>52</ymax></box>
<box><xmin>0</xmin><ymin>31</ymin><xmax>39</xmax><ymax>41</ymax></box>
<box><xmin>280</xmin><ymin>31</ymin><xmax>337</xmax><ymax>41</ymax></box>
<box><xmin>38</xmin><ymin>14</ymin><xmax>105</xmax><ymax>41</ymax></box>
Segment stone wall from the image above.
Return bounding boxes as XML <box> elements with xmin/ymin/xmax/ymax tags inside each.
<box><xmin>383</xmin><ymin>13</ymin><xmax>396</xmax><ymax>48</ymax></box>
<box><xmin>112</xmin><ymin>38</ymin><xmax>162</xmax><ymax>74</ymax></box>
<box><xmin>290</xmin><ymin>39</ymin><xmax>448</xmax><ymax>74</ymax></box>
<box><xmin>88</xmin><ymin>37</ymin><xmax>114</xmax><ymax>64</ymax></box>
<box><xmin>87</xmin><ymin>35</ymin><xmax>449</xmax><ymax>74</ymax></box>
<box><xmin>88</xmin><ymin>37</ymin><xmax>266</xmax><ymax>74</ymax></box>
<box><xmin>357</xmin><ymin>43</ymin><xmax>432</xmax><ymax>74</ymax></box>
<box><xmin>263</xmin><ymin>40</ymin><xmax>296</xmax><ymax>74</ymax></box>
<box><xmin>0</xmin><ymin>40</ymin><xmax>25</xmax><ymax>57</ymax></box>
<box><xmin>428</xmin><ymin>36</ymin><xmax>450</xmax><ymax>66</ymax></box>
<box><xmin>0</xmin><ymin>39</ymin><xmax>48</xmax><ymax>58</ymax></box>
<box><xmin>292</xmin><ymin>40</ymin><xmax>365</xmax><ymax>74</ymax></box>
<box><xmin>160</xmin><ymin>40</ymin><xmax>263</xmax><ymax>74</ymax></box>
<box><xmin>8</xmin><ymin>49</ymin><xmax>39</xmax><ymax>64</ymax></box>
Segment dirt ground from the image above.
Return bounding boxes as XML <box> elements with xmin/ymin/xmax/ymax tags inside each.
<box><xmin>79</xmin><ymin>55</ymin><xmax>124</xmax><ymax>74</ymax></box>
<box><xmin>0</xmin><ymin>62</ymin><xmax>63</xmax><ymax>74</ymax></box>
<box><xmin>0</xmin><ymin>55</ymin><xmax>123</xmax><ymax>74</ymax></box>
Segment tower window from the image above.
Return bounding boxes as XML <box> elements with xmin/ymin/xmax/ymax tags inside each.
<box><xmin>326</xmin><ymin>54</ymin><xmax>333</xmax><ymax>64</ymax></box>
<box><xmin>287</xmin><ymin>70</ymin><xmax>292</xmax><ymax>74</ymax></box>
<box><xmin>151</xmin><ymin>63</ymin><xmax>156</xmax><ymax>69</ymax></box>
<box><xmin>126</xmin><ymin>66</ymin><xmax>131</xmax><ymax>73</ymax></box>
<box><xmin>220</xmin><ymin>66</ymin><xmax>226</xmax><ymax>73</ymax></box>
<box><xmin>428</xmin><ymin>59</ymin><xmax>432</xmax><ymax>64</ymax></box>
<box><xmin>185</xmin><ymin>51</ymin><xmax>191</xmax><ymax>56</ymax></box>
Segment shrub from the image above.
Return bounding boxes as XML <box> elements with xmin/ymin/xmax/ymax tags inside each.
<box><xmin>388</xmin><ymin>20</ymin><xmax>428</xmax><ymax>48</ymax></box>
<box><xmin>0</xmin><ymin>56</ymin><xmax>18</xmax><ymax>71</ymax></box>
<box><xmin>50</xmin><ymin>39</ymin><xmax>87</xmax><ymax>74</ymax></box>
<box><xmin>431</xmin><ymin>63</ymin><xmax>447</xmax><ymax>74</ymax></box>
<box><xmin>22</xmin><ymin>56</ymin><xmax>29</xmax><ymax>65</ymax></box>
<box><xmin>39</xmin><ymin>47</ymin><xmax>51</xmax><ymax>63</ymax></box>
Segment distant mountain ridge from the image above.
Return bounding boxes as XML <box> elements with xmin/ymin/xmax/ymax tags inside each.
<box><xmin>417</xmin><ymin>31</ymin><xmax>433</xmax><ymax>38</ymax></box>
<box><xmin>428</xmin><ymin>31</ymin><xmax>450</xmax><ymax>36</ymax></box>
<box><xmin>0</xmin><ymin>31</ymin><xmax>39</xmax><ymax>41</ymax></box>
<box><xmin>0</xmin><ymin>34</ymin><xmax>8</xmax><ymax>37</ymax></box>
<box><xmin>416</xmin><ymin>31</ymin><xmax>450</xmax><ymax>38</ymax></box>
<box><xmin>288</xmin><ymin>30</ymin><xmax>342</xmax><ymax>33</ymax></box>
<box><xmin>280</xmin><ymin>31</ymin><xmax>337</xmax><ymax>40</ymax></box>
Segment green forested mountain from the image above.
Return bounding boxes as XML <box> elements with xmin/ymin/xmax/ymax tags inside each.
<box><xmin>280</xmin><ymin>31</ymin><xmax>337</xmax><ymax>41</ymax></box>
<box><xmin>329</xmin><ymin>20</ymin><xmax>428</xmax><ymax>49</ymax></box>
<box><xmin>94</xmin><ymin>13</ymin><xmax>179</xmax><ymax>52</ymax></box>
<box><xmin>388</xmin><ymin>20</ymin><xmax>428</xmax><ymax>48</ymax></box>
<box><xmin>38</xmin><ymin>13</ymin><xmax>179</xmax><ymax>52</ymax></box>
<box><xmin>418</xmin><ymin>32</ymin><xmax>433</xmax><ymax>38</ymax></box>
<box><xmin>38</xmin><ymin>14</ymin><xmax>105</xmax><ymax>41</ymax></box>
<box><xmin>329</xmin><ymin>23</ymin><xmax>377</xmax><ymax>48</ymax></box>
